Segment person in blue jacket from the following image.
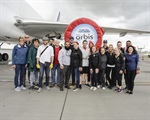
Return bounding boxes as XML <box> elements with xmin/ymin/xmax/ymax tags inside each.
<box><xmin>125</xmin><ymin>46</ymin><xmax>140</xmax><ymax>94</ymax></box>
<box><xmin>12</xmin><ymin>37</ymin><xmax>28</xmax><ymax>92</ymax></box>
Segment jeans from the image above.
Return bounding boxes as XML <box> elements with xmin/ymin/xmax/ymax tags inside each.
<box><xmin>14</xmin><ymin>64</ymin><xmax>26</xmax><ymax>88</ymax></box>
<box><xmin>30</xmin><ymin>71</ymin><xmax>39</xmax><ymax>86</ymax></box>
<box><xmin>51</xmin><ymin>64</ymin><xmax>60</xmax><ymax>84</ymax></box>
<box><xmin>60</xmin><ymin>65</ymin><xmax>70</xmax><ymax>87</ymax></box>
<box><xmin>39</xmin><ymin>62</ymin><xmax>50</xmax><ymax>88</ymax></box>
<box><xmin>74</xmin><ymin>67</ymin><xmax>80</xmax><ymax>88</ymax></box>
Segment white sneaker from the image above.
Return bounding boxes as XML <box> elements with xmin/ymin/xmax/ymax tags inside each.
<box><xmin>93</xmin><ymin>87</ymin><xmax>97</xmax><ymax>91</ymax></box>
<box><xmin>97</xmin><ymin>85</ymin><xmax>100</xmax><ymax>89</ymax></box>
<box><xmin>46</xmin><ymin>86</ymin><xmax>50</xmax><ymax>91</ymax></box>
<box><xmin>37</xmin><ymin>88</ymin><xmax>42</xmax><ymax>93</ymax></box>
<box><xmin>20</xmin><ymin>85</ymin><xmax>26</xmax><ymax>90</ymax></box>
<box><xmin>90</xmin><ymin>86</ymin><xmax>94</xmax><ymax>90</ymax></box>
<box><xmin>15</xmin><ymin>87</ymin><xmax>21</xmax><ymax>92</ymax></box>
<box><xmin>102</xmin><ymin>87</ymin><xmax>105</xmax><ymax>90</ymax></box>
<box><xmin>73</xmin><ymin>88</ymin><xmax>79</xmax><ymax>92</ymax></box>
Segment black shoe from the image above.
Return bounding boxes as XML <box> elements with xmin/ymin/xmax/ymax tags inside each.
<box><xmin>60</xmin><ymin>87</ymin><xmax>64</xmax><ymax>91</ymax></box>
<box><xmin>65</xmin><ymin>85</ymin><xmax>71</xmax><ymax>89</ymax></box>
<box><xmin>79</xmin><ymin>84</ymin><xmax>82</xmax><ymax>89</ymax></box>
<box><xmin>85</xmin><ymin>83</ymin><xmax>91</xmax><ymax>88</ymax></box>
<box><xmin>126</xmin><ymin>90</ymin><xmax>130</xmax><ymax>94</ymax></box>
<box><xmin>108</xmin><ymin>85</ymin><xmax>112</xmax><ymax>90</ymax></box>
<box><xmin>29</xmin><ymin>86</ymin><xmax>34</xmax><ymax>90</ymax></box>
<box><xmin>129</xmin><ymin>91</ymin><xmax>133</xmax><ymax>94</ymax></box>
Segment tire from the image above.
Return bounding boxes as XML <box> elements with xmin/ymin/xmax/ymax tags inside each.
<box><xmin>2</xmin><ymin>53</ymin><xmax>9</xmax><ymax>61</ymax></box>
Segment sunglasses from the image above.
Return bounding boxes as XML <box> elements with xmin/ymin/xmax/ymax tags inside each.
<box><xmin>25</xmin><ymin>37</ymin><xmax>29</xmax><ymax>38</ymax></box>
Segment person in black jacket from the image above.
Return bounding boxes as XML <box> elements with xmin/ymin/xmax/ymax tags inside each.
<box><xmin>89</xmin><ymin>46</ymin><xmax>100</xmax><ymax>91</ymax></box>
<box><xmin>114</xmin><ymin>47</ymin><xmax>125</xmax><ymax>93</ymax></box>
<box><xmin>71</xmin><ymin>42</ymin><xmax>82</xmax><ymax>91</ymax></box>
<box><xmin>105</xmin><ymin>44</ymin><xmax>115</xmax><ymax>89</ymax></box>
<box><xmin>98</xmin><ymin>47</ymin><xmax>107</xmax><ymax>89</ymax></box>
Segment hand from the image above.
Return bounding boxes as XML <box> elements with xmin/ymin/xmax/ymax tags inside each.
<box><xmin>25</xmin><ymin>64</ymin><xmax>28</xmax><ymax>68</ymax></box>
<box><xmin>60</xmin><ymin>65</ymin><xmax>64</xmax><ymax>69</ymax></box>
<box><xmin>90</xmin><ymin>69</ymin><xmax>93</xmax><ymax>74</ymax></box>
<box><xmin>12</xmin><ymin>65</ymin><xmax>16</xmax><ymax>69</ymax></box>
<box><xmin>36</xmin><ymin>64</ymin><xmax>40</xmax><ymax>69</ymax></box>
<box><xmin>49</xmin><ymin>63</ymin><xmax>53</xmax><ymax>69</ymax></box>
<box><xmin>79</xmin><ymin>67</ymin><xmax>82</xmax><ymax>71</ymax></box>
<box><xmin>95</xmin><ymin>68</ymin><xmax>99</xmax><ymax>73</ymax></box>
<box><xmin>136</xmin><ymin>70</ymin><xmax>140</xmax><ymax>74</ymax></box>
<box><xmin>124</xmin><ymin>69</ymin><xmax>126</xmax><ymax>74</ymax></box>
<box><xmin>119</xmin><ymin>70</ymin><xmax>123</xmax><ymax>74</ymax></box>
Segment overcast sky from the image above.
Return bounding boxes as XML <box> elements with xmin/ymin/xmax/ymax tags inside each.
<box><xmin>2</xmin><ymin>0</ymin><xmax>150</xmax><ymax>51</ymax></box>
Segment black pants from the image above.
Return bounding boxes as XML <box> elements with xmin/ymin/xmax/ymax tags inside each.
<box><xmin>60</xmin><ymin>65</ymin><xmax>70</xmax><ymax>87</ymax></box>
<box><xmin>98</xmin><ymin>69</ymin><xmax>106</xmax><ymax>87</ymax></box>
<box><xmin>124</xmin><ymin>72</ymin><xmax>128</xmax><ymax>88</ymax></box>
<box><xmin>91</xmin><ymin>68</ymin><xmax>98</xmax><ymax>87</ymax></box>
<box><xmin>126</xmin><ymin>70</ymin><xmax>136</xmax><ymax>91</ymax></box>
<box><xmin>106</xmin><ymin>67</ymin><xmax>115</xmax><ymax>87</ymax></box>
<box><xmin>71</xmin><ymin>68</ymin><xmax>75</xmax><ymax>85</ymax></box>
<box><xmin>114</xmin><ymin>70</ymin><xmax>122</xmax><ymax>86</ymax></box>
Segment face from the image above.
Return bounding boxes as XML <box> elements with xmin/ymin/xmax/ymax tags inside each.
<box><xmin>83</xmin><ymin>41</ymin><xmax>88</xmax><ymax>48</ymax></box>
<box><xmin>65</xmin><ymin>42</ymin><xmax>70</xmax><ymax>48</ymax></box>
<box><xmin>74</xmin><ymin>43</ymin><xmax>79</xmax><ymax>49</ymax></box>
<box><xmin>108</xmin><ymin>45</ymin><xmax>113</xmax><ymax>51</ymax></box>
<box><xmin>128</xmin><ymin>47</ymin><xmax>133</xmax><ymax>53</ymax></box>
<box><xmin>100</xmin><ymin>48</ymin><xmax>105</xmax><ymax>54</ymax></box>
<box><xmin>117</xmin><ymin>43</ymin><xmax>122</xmax><ymax>49</ymax></box>
<box><xmin>114</xmin><ymin>48</ymin><xmax>120</xmax><ymax>55</ymax></box>
<box><xmin>49</xmin><ymin>40</ymin><xmax>54</xmax><ymax>45</ymax></box>
<box><xmin>24</xmin><ymin>35</ymin><xmax>30</xmax><ymax>42</ymax></box>
<box><xmin>19</xmin><ymin>38</ymin><xmax>24</xmax><ymax>45</ymax></box>
<box><xmin>54</xmin><ymin>40</ymin><xmax>60</xmax><ymax>46</ymax></box>
<box><xmin>92</xmin><ymin>46</ymin><xmax>96</xmax><ymax>53</ymax></box>
<box><xmin>34</xmin><ymin>40</ymin><xmax>39</xmax><ymax>47</ymax></box>
<box><xmin>43</xmin><ymin>40</ymin><xmax>49</xmax><ymax>45</ymax></box>
<box><xmin>89</xmin><ymin>42</ymin><xmax>94</xmax><ymax>48</ymax></box>
<box><xmin>126</xmin><ymin>41</ymin><xmax>131</xmax><ymax>47</ymax></box>
<box><xmin>103</xmin><ymin>42</ymin><xmax>107</xmax><ymax>46</ymax></box>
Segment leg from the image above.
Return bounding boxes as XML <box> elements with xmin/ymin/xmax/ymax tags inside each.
<box><xmin>20</xmin><ymin>64</ymin><xmax>26</xmax><ymax>87</ymax></box>
<box><xmin>45</xmin><ymin>65</ymin><xmax>50</xmax><ymax>87</ymax></box>
<box><xmin>130</xmin><ymin>70</ymin><xmax>136</xmax><ymax>92</ymax></box>
<box><xmin>65</xmin><ymin>66</ymin><xmax>70</xmax><ymax>87</ymax></box>
<box><xmin>75</xmin><ymin>68</ymin><xmax>80</xmax><ymax>88</ymax></box>
<box><xmin>30</xmin><ymin>71</ymin><xmax>35</xmax><ymax>86</ymax></box>
<box><xmin>51</xmin><ymin>65</ymin><xmax>56</xmax><ymax>85</ymax></box>
<box><xmin>106</xmin><ymin>67</ymin><xmax>111</xmax><ymax>86</ymax></box>
<box><xmin>14</xmin><ymin>64</ymin><xmax>20</xmax><ymax>88</ymax></box>
<box><xmin>56</xmin><ymin>64</ymin><xmax>60</xmax><ymax>85</ymax></box>
<box><xmin>38</xmin><ymin>63</ymin><xmax>45</xmax><ymax>88</ymax></box>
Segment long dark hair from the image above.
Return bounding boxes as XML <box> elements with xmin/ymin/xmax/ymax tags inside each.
<box><xmin>126</xmin><ymin>45</ymin><xmax>137</xmax><ymax>54</ymax></box>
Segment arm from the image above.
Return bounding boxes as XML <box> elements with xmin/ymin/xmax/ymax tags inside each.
<box><xmin>58</xmin><ymin>49</ymin><xmax>63</xmax><ymax>66</ymax></box>
<box><xmin>36</xmin><ymin>47</ymin><xmax>41</xmax><ymax>64</ymax></box>
<box><xmin>12</xmin><ymin>45</ymin><xmax>17</xmax><ymax>68</ymax></box>
<box><xmin>79</xmin><ymin>50</ymin><xmax>82</xmax><ymax>67</ymax></box>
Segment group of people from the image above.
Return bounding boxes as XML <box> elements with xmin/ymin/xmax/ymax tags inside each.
<box><xmin>12</xmin><ymin>35</ymin><xmax>140</xmax><ymax>94</ymax></box>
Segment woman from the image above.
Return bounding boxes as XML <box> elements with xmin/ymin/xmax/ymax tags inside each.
<box><xmin>125</xmin><ymin>46</ymin><xmax>140</xmax><ymax>94</ymax></box>
<box><xmin>98</xmin><ymin>47</ymin><xmax>107</xmax><ymax>89</ymax></box>
<box><xmin>12</xmin><ymin>37</ymin><xmax>28</xmax><ymax>92</ymax></box>
<box><xmin>71</xmin><ymin>42</ymin><xmax>82</xmax><ymax>91</ymax></box>
<box><xmin>114</xmin><ymin>47</ymin><xmax>125</xmax><ymax>93</ymax></box>
<box><xmin>89</xmin><ymin>46</ymin><xmax>100</xmax><ymax>91</ymax></box>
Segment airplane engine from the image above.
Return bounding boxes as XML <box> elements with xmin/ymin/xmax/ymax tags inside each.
<box><xmin>2</xmin><ymin>53</ymin><xmax>9</xmax><ymax>61</ymax></box>
<box><xmin>0</xmin><ymin>53</ymin><xmax>2</xmax><ymax>61</ymax></box>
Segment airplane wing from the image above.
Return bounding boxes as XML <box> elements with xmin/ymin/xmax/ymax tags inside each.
<box><xmin>14</xmin><ymin>16</ymin><xmax>150</xmax><ymax>38</ymax></box>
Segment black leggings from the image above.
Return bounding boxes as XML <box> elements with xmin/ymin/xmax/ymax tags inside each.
<box><xmin>114</xmin><ymin>70</ymin><xmax>122</xmax><ymax>86</ymax></box>
<box><xmin>126</xmin><ymin>70</ymin><xmax>136</xmax><ymax>91</ymax></box>
<box><xmin>98</xmin><ymin>69</ymin><xmax>106</xmax><ymax>87</ymax></box>
<box><xmin>106</xmin><ymin>67</ymin><xmax>115</xmax><ymax>86</ymax></box>
<box><xmin>91</xmin><ymin>68</ymin><xmax>98</xmax><ymax>87</ymax></box>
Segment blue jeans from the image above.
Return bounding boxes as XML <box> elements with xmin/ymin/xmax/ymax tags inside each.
<box><xmin>14</xmin><ymin>64</ymin><xmax>26</xmax><ymax>88</ymax></box>
<box><xmin>74</xmin><ymin>67</ymin><xmax>80</xmax><ymax>88</ymax></box>
<box><xmin>51</xmin><ymin>64</ymin><xmax>60</xmax><ymax>84</ymax></box>
<box><xmin>39</xmin><ymin>62</ymin><xmax>50</xmax><ymax>87</ymax></box>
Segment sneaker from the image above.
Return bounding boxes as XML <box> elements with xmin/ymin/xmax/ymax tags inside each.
<box><xmin>29</xmin><ymin>86</ymin><xmax>35</xmax><ymax>90</ymax></box>
<box><xmin>73</xmin><ymin>88</ymin><xmax>79</xmax><ymax>91</ymax></box>
<box><xmin>15</xmin><ymin>87</ymin><xmax>21</xmax><ymax>92</ymax></box>
<box><xmin>114</xmin><ymin>87</ymin><xmax>119</xmax><ymax>91</ymax></box>
<box><xmin>117</xmin><ymin>89</ymin><xmax>123</xmax><ymax>93</ymax></box>
<box><xmin>93</xmin><ymin>87</ymin><xmax>97</xmax><ymax>91</ymax></box>
<box><xmin>79</xmin><ymin>85</ymin><xmax>82</xmax><ymax>89</ymax></box>
<box><xmin>37</xmin><ymin>88</ymin><xmax>42</xmax><ymax>93</ymax></box>
<box><xmin>46</xmin><ymin>86</ymin><xmax>50</xmax><ymax>91</ymax></box>
<box><xmin>102</xmin><ymin>87</ymin><xmax>105</xmax><ymax>90</ymax></box>
<box><xmin>20</xmin><ymin>85</ymin><xmax>26</xmax><ymax>90</ymax></box>
<box><xmin>90</xmin><ymin>86</ymin><xmax>94</xmax><ymax>90</ymax></box>
<box><xmin>97</xmin><ymin>85</ymin><xmax>100</xmax><ymax>89</ymax></box>
<box><xmin>85</xmin><ymin>83</ymin><xmax>91</xmax><ymax>88</ymax></box>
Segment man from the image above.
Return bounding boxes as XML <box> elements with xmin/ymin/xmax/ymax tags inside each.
<box><xmin>50</xmin><ymin>40</ymin><xmax>62</xmax><ymax>87</ymax></box>
<box><xmin>49</xmin><ymin>38</ymin><xmax>54</xmax><ymax>46</ymax></box>
<box><xmin>23</xmin><ymin>35</ymin><xmax>31</xmax><ymax>87</ymax></box>
<box><xmin>58</xmin><ymin>41</ymin><xmax>72</xmax><ymax>91</ymax></box>
<box><xmin>79</xmin><ymin>40</ymin><xmax>90</xmax><ymax>88</ymax></box>
<box><xmin>124</xmin><ymin>40</ymin><xmax>132</xmax><ymax>54</ymax></box>
<box><xmin>36</xmin><ymin>36</ymin><xmax>54</xmax><ymax>93</ymax></box>
<box><xmin>28</xmin><ymin>38</ymin><xmax>40</xmax><ymax>89</ymax></box>
<box><xmin>71</xmin><ymin>42</ymin><xmax>82</xmax><ymax>91</ymax></box>
<box><xmin>103</xmin><ymin>40</ymin><xmax>108</xmax><ymax>51</ymax></box>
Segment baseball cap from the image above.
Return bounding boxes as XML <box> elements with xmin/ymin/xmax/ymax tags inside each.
<box><xmin>42</xmin><ymin>36</ymin><xmax>49</xmax><ymax>41</ymax></box>
<box><xmin>103</xmin><ymin>40</ymin><xmax>107</xmax><ymax>43</ymax></box>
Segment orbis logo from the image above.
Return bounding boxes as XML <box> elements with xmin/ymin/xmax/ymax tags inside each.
<box><xmin>71</xmin><ymin>24</ymin><xmax>98</xmax><ymax>45</ymax></box>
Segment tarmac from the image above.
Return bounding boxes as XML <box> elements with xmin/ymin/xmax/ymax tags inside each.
<box><xmin>0</xmin><ymin>58</ymin><xmax>150</xmax><ymax>120</ymax></box>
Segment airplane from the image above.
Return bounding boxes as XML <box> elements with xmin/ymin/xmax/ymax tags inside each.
<box><xmin>0</xmin><ymin>0</ymin><xmax>150</xmax><ymax>61</ymax></box>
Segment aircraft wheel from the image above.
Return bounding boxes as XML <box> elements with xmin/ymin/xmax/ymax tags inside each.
<box><xmin>0</xmin><ymin>53</ymin><xmax>2</xmax><ymax>61</ymax></box>
<box><xmin>2</xmin><ymin>53</ymin><xmax>9</xmax><ymax>61</ymax></box>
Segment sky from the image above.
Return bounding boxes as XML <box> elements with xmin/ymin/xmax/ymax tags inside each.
<box><xmin>1</xmin><ymin>0</ymin><xmax>150</xmax><ymax>51</ymax></box>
